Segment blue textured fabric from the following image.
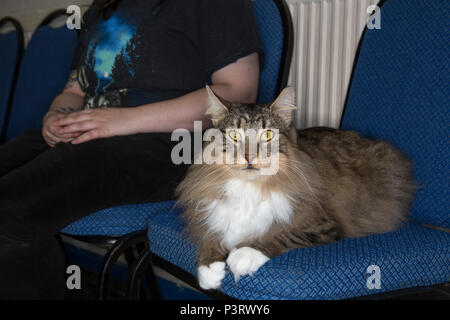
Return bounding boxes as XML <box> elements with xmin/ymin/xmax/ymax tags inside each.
<box><xmin>147</xmin><ymin>210</ymin><xmax>450</xmax><ymax>300</ymax></box>
<box><xmin>0</xmin><ymin>31</ymin><xmax>19</xmax><ymax>135</ymax></box>
<box><xmin>341</xmin><ymin>0</ymin><xmax>449</xmax><ymax>228</ymax></box>
<box><xmin>62</xmin><ymin>200</ymin><xmax>176</xmax><ymax>236</ymax></box>
<box><xmin>6</xmin><ymin>26</ymin><xmax>77</xmax><ymax>141</ymax></box>
<box><xmin>253</xmin><ymin>0</ymin><xmax>284</xmax><ymax>104</ymax></box>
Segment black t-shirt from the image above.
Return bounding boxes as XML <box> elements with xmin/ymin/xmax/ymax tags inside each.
<box><xmin>71</xmin><ymin>0</ymin><xmax>264</xmax><ymax>108</ymax></box>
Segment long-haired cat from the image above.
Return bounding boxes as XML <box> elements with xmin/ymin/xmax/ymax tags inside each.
<box><xmin>176</xmin><ymin>86</ymin><xmax>416</xmax><ymax>290</ymax></box>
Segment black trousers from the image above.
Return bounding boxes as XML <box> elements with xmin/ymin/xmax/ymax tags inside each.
<box><xmin>0</xmin><ymin>130</ymin><xmax>189</xmax><ymax>299</ymax></box>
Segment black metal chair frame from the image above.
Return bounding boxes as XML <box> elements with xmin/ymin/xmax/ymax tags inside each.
<box><xmin>0</xmin><ymin>17</ymin><xmax>24</xmax><ymax>143</ymax></box>
<box><xmin>65</xmin><ymin>230</ymin><xmax>155</xmax><ymax>300</ymax></box>
<box><xmin>126</xmin><ymin>0</ymin><xmax>294</xmax><ymax>300</ymax></box>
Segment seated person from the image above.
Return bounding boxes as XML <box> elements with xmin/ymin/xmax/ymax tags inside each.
<box><xmin>0</xmin><ymin>0</ymin><xmax>263</xmax><ymax>299</ymax></box>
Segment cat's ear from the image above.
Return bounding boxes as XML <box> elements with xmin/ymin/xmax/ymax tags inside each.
<box><xmin>205</xmin><ymin>85</ymin><xmax>229</xmax><ymax>126</ymax></box>
<box><xmin>269</xmin><ymin>87</ymin><xmax>297</xmax><ymax>126</ymax></box>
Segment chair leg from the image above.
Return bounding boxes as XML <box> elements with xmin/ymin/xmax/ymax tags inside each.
<box><xmin>135</xmin><ymin>243</ymin><xmax>161</xmax><ymax>300</ymax></box>
<box><xmin>97</xmin><ymin>231</ymin><xmax>148</xmax><ymax>300</ymax></box>
<box><xmin>144</xmin><ymin>254</ymin><xmax>161</xmax><ymax>300</ymax></box>
<box><xmin>124</xmin><ymin>245</ymin><xmax>151</xmax><ymax>300</ymax></box>
<box><xmin>127</xmin><ymin>249</ymin><xmax>161</xmax><ymax>300</ymax></box>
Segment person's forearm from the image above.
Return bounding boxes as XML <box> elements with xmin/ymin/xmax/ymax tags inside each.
<box><xmin>48</xmin><ymin>92</ymin><xmax>85</xmax><ymax>115</ymax></box>
<box><xmin>128</xmin><ymin>84</ymin><xmax>256</xmax><ymax>133</ymax></box>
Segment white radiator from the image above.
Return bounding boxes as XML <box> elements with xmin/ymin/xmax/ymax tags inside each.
<box><xmin>286</xmin><ymin>0</ymin><xmax>380</xmax><ymax>129</ymax></box>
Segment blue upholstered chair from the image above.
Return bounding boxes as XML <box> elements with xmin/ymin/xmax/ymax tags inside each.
<box><xmin>130</xmin><ymin>0</ymin><xmax>449</xmax><ymax>299</ymax></box>
<box><xmin>0</xmin><ymin>17</ymin><xmax>23</xmax><ymax>142</ymax></box>
<box><xmin>5</xmin><ymin>11</ymin><xmax>77</xmax><ymax>141</ymax></box>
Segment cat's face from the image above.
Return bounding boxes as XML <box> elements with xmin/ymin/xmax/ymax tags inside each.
<box><xmin>203</xmin><ymin>86</ymin><xmax>297</xmax><ymax>180</ymax></box>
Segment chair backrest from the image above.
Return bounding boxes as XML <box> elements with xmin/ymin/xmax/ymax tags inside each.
<box><xmin>0</xmin><ymin>17</ymin><xmax>24</xmax><ymax>142</ymax></box>
<box><xmin>340</xmin><ymin>0</ymin><xmax>449</xmax><ymax>228</ymax></box>
<box><xmin>5</xmin><ymin>10</ymin><xmax>78</xmax><ymax>141</ymax></box>
<box><xmin>253</xmin><ymin>0</ymin><xmax>293</xmax><ymax>104</ymax></box>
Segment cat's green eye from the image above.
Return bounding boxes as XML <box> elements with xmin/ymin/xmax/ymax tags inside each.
<box><xmin>229</xmin><ymin>130</ymin><xmax>241</xmax><ymax>142</ymax></box>
<box><xmin>261</xmin><ymin>130</ymin><xmax>274</xmax><ymax>142</ymax></box>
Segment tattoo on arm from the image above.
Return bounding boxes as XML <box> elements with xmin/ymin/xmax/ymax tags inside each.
<box><xmin>64</xmin><ymin>70</ymin><xmax>78</xmax><ymax>90</ymax></box>
<box><xmin>54</xmin><ymin>106</ymin><xmax>76</xmax><ymax>114</ymax></box>
<box><xmin>48</xmin><ymin>106</ymin><xmax>76</xmax><ymax>116</ymax></box>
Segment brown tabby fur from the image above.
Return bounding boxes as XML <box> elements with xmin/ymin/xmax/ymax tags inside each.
<box><xmin>176</xmin><ymin>87</ymin><xmax>416</xmax><ymax>268</ymax></box>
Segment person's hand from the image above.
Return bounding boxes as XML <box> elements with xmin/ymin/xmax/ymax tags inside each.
<box><xmin>42</xmin><ymin>110</ymin><xmax>81</xmax><ymax>147</ymax></box>
<box><xmin>54</xmin><ymin>108</ymin><xmax>136</xmax><ymax>144</ymax></box>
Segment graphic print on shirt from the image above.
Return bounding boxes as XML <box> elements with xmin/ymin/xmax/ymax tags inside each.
<box><xmin>83</xmin><ymin>11</ymin><xmax>141</xmax><ymax>94</ymax></box>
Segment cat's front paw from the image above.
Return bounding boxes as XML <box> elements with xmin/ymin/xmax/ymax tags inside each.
<box><xmin>197</xmin><ymin>261</ymin><xmax>226</xmax><ymax>290</ymax></box>
<box><xmin>226</xmin><ymin>247</ymin><xmax>269</xmax><ymax>280</ymax></box>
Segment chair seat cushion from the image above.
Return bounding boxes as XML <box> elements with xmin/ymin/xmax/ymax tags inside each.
<box><xmin>61</xmin><ymin>200</ymin><xmax>176</xmax><ymax>236</ymax></box>
<box><xmin>147</xmin><ymin>209</ymin><xmax>450</xmax><ymax>300</ymax></box>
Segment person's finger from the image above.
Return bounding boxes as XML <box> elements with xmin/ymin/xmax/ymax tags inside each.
<box><xmin>60</xmin><ymin>132</ymin><xmax>83</xmax><ymax>138</ymax></box>
<box><xmin>43</xmin><ymin>114</ymin><xmax>62</xmax><ymax>131</ymax></box>
<box><xmin>59</xmin><ymin>121</ymin><xmax>97</xmax><ymax>134</ymax></box>
<box><xmin>45</xmin><ymin>128</ymin><xmax>76</xmax><ymax>145</ymax></box>
<box><xmin>43</xmin><ymin>130</ymin><xmax>59</xmax><ymax>147</ymax></box>
<box><xmin>54</xmin><ymin>113</ymin><xmax>94</xmax><ymax>127</ymax></box>
<box><xmin>71</xmin><ymin>129</ymin><xmax>103</xmax><ymax>144</ymax></box>
<box><xmin>44</xmin><ymin>128</ymin><xmax>60</xmax><ymax>140</ymax></box>
<box><xmin>49</xmin><ymin>124</ymin><xmax>81</xmax><ymax>139</ymax></box>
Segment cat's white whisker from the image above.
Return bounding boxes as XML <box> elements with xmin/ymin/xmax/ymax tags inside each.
<box><xmin>279</xmin><ymin>162</ymin><xmax>314</xmax><ymax>193</ymax></box>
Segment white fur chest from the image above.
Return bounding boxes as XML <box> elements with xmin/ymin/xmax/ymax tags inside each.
<box><xmin>204</xmin><ymin>179</ymin><xmax>293</xmax><ymax>250</ymax></box>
